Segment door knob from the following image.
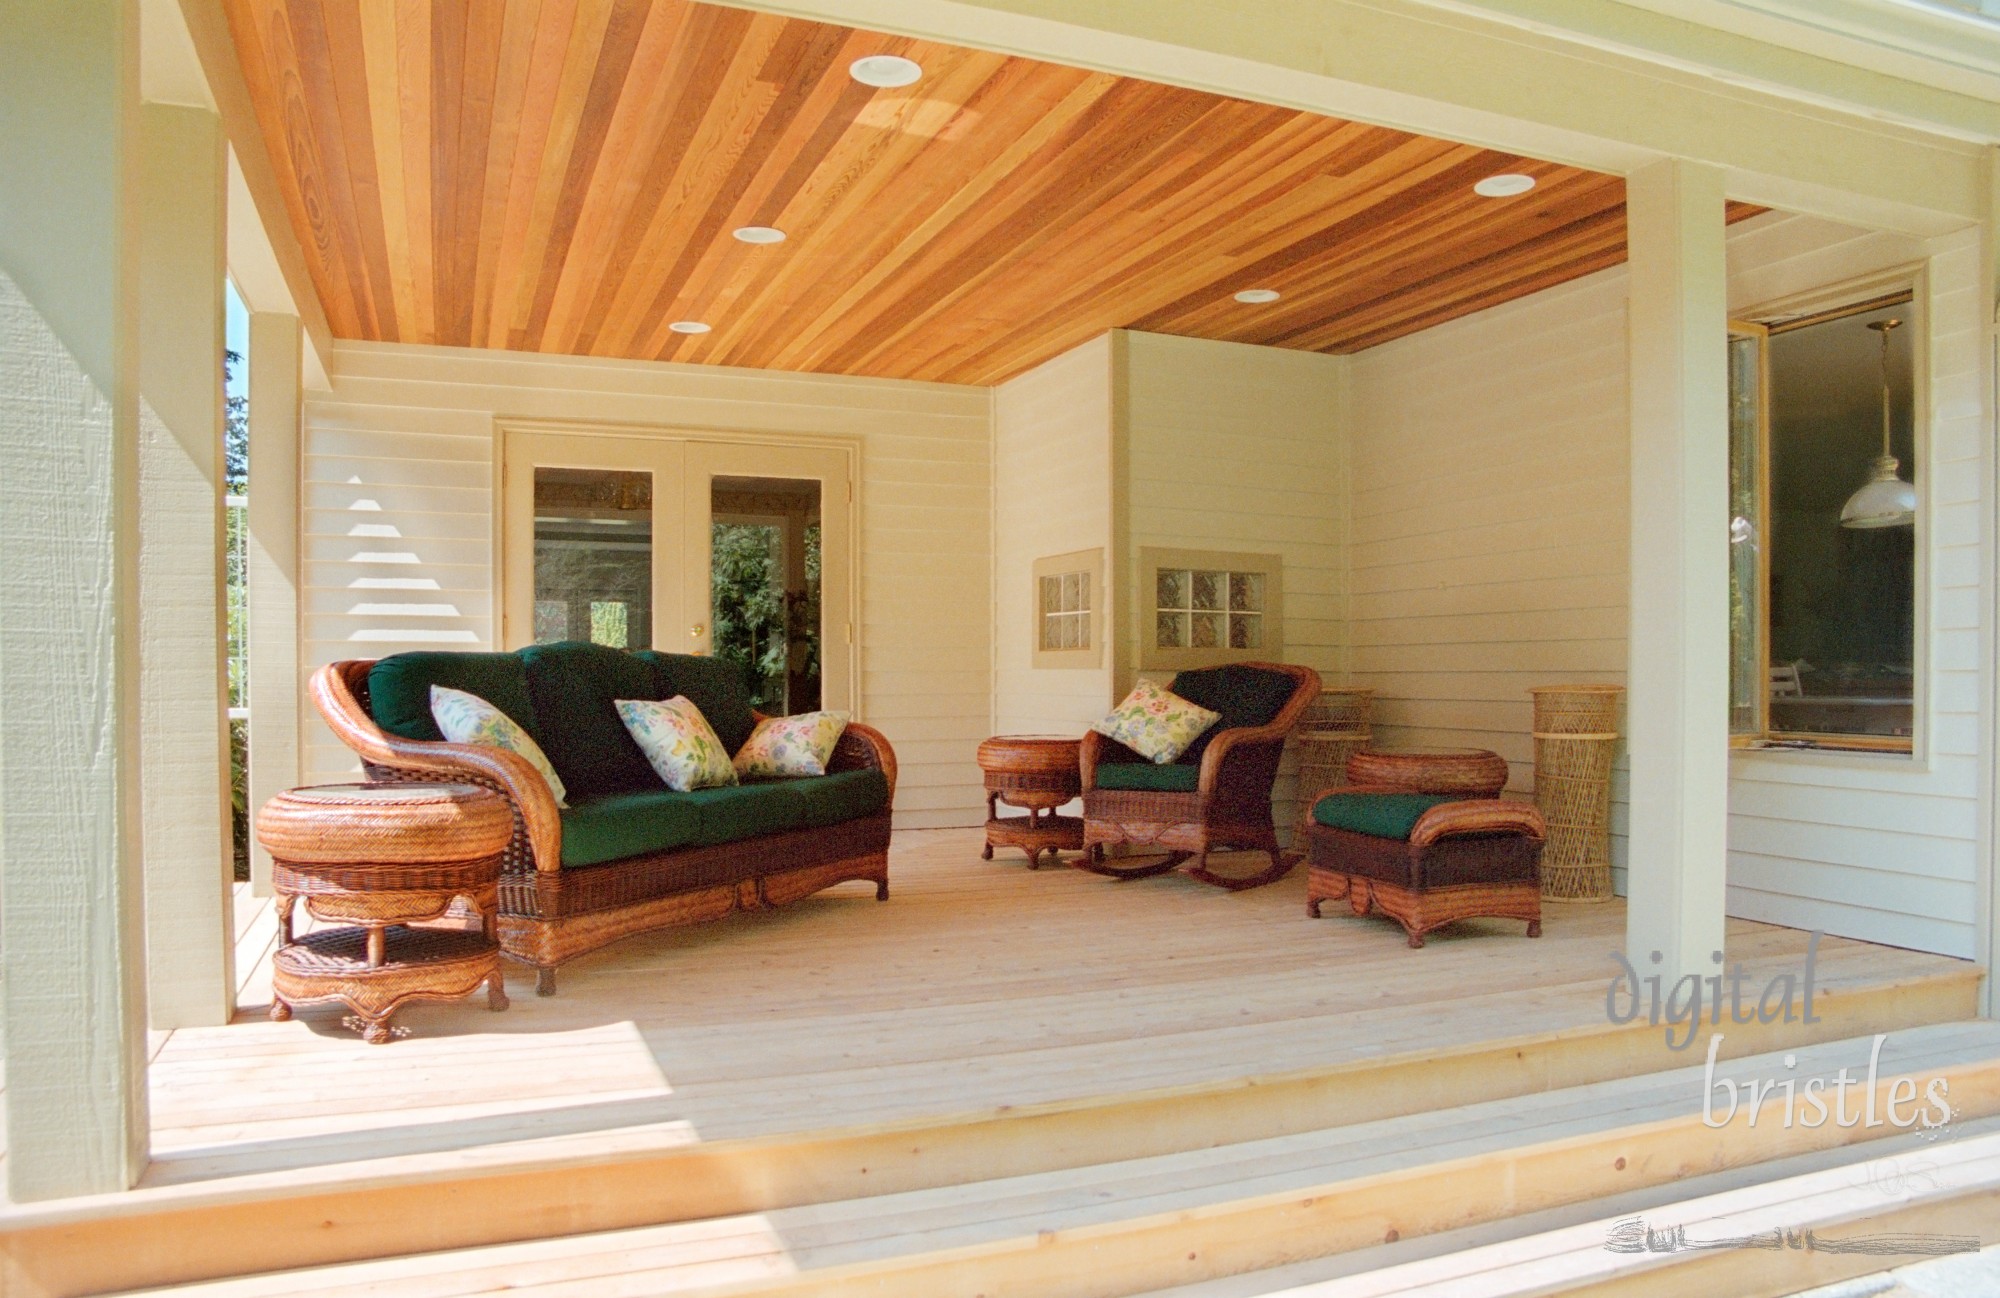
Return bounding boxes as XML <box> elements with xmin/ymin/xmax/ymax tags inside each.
<box><xmin>691</xmin><ymin>623</ymin><xmax>705</xmax><ymax>639</ymax></box>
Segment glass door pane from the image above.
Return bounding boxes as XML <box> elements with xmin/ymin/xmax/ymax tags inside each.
<box><xmin>531</xmin><ymin>468</ymin><xmax>654</xmax><ymax>649</ymax></box>
<box><xmin>711</xmin><ymin>476</ymin><xmax>821</xmax><ymax>714</ymax></box>
<box><xmin>502</xmin><ymin>431</ymin><xmax>683</xmax><ymax>652</ymax></box>
<box><xmin>683</xmin><ymin>442</ymin><xmax>852</xmax><ymax>713</ymax></box>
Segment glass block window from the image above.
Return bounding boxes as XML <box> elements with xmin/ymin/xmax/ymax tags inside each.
<box><xmin>533</xmin><ymin>600</ymin><xmax>569</xmax><ymax>642</ymax></box>
<box><xmin>1154</xmin><ymin>567</ymin><xmax>1263</xmax><ymax>650</ymax></box>
<box><xmin>1139</xmin><ymin>547</ymin><xmax>1281</xmax><ymax>669</ymax></box>
<box><xmin>1031</xmin><ymin>548</ymin><xmax>1104</xmax><ymax>667</ymax></box>
<box><xmin>1039</xmin><ymin>570</ymin><xmax>1091</xmax><ymax>651</ymax></box>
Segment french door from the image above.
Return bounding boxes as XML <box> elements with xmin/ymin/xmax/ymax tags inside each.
<box><xmin>500</xmin><ymin>427</ymin><xmax>853</xmax><ymax>713</ymax></box>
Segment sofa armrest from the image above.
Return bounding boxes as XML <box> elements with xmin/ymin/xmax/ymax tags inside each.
<box><xmin>310</xmin><ymin>661</ymin><xmax>564</xmax><ymax>872</ymax></box>
<box><xmin>1409</xmin><ymin>799</ymin><xmax>1546</xmax><ymax>848</ymax></box>
<box><xmin>827</xmin><ymin>720</ymin><xmax>898</xmax><ymax>804</ymax></box>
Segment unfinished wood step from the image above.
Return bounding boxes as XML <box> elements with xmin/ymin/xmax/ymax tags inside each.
<box><xmin>1160</xmin><ymin>1124</ymin><xmax>2000</xmax><ymax>1298</ymax></box>
<box><xmin>100</xmin><ymin>1022</ymin><xmax>2000</xmax><ymax>1298</ymax></box>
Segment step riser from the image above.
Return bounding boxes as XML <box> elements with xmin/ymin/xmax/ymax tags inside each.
<box><xmin>701</xmin><ymin>1060</ymin><xmax>2000</xmax><ymax>1298</ymax></box>
<box><xmin>0</xmin><ymin>971</ymin><xmax>1978</xmax><ymax>1298</ymax></box>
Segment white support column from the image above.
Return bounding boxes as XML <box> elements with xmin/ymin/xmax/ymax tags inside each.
<box><xmin>1624</xmin><ymin>158</ymin><xmax>1732</xmax><ymax>984</ymax></box>
<box><xmin>246</xmin><ymin>310</ymin><xmax>303</xmax><ymax>896</ymax></box>
<box><xmin>138</xmin><ymin>102</ymin><xmax>236</xmax><ymax>1027</ymax></box>
<box><xmin>0</xmin><ymin>0</ymin><xmax>151</xmax><ymax>1199</ymax></box>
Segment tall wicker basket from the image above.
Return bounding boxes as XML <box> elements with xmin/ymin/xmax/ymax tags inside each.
<box><xmin>1293</xmin><ymin>688</ymin><xmax>1375</xmax><ymax>842</ymax></box>
<box><xmin>1530</xmin><ymin>685</ymin><xmax>1623</xmax><ymax>902</ymax></box>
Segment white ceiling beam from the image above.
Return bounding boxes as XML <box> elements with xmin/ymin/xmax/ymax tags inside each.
<box><xmin>172</xmin><ymin>0</ymin><xmax>334</xmax><ymax>389</ymax></box>
<box><xmin>725</xmin><ymin>0</ymin><xmax>1987</xmax><ymax>235</ymax></box>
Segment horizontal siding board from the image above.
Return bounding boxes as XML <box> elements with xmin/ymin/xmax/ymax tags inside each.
<box><xmin>1347</xmin><ymin>212</ymin><xmax>1985</xmax><ymax>958</ymax></box>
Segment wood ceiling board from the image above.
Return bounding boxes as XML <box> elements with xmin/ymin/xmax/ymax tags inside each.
<box><xmin>225</xmin><ymin>0</ymin><xmax>1760</xmax><ymax>385</ymax></box>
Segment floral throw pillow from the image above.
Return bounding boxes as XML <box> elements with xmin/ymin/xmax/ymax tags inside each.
<box><xmin>1092</xmin><ymin>679</ymin><xmax>1221</xmax><ymax>765</ymax></box>
<box><xmin>734</xmin><ymin>710</ymin><xmax>852</xmax><ymax>780</ymax></box>
<box><xmin>429</xmin><ymin>684</ymin><xmax>569</xmax><ymax>808</ymax></box>
<box><xmin>616</xmin><ymin>696</ymin><xmax>739</xmax><ymax>793</ymax></box>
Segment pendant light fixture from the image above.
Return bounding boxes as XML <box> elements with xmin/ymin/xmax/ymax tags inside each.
<box><xmin>1838</xmin><ymin>317</ymin><xmax>1916</xmax><ymax>530</ymax></box>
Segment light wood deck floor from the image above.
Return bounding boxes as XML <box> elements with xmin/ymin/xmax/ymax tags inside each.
<box><xmin>146</xmin><ymin>829</ymin><xmax>1972</xmax><ymax>1192</ymax></box>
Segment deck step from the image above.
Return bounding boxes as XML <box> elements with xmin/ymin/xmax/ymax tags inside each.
<box><xmin>1135</xmin><ymin>1119</ymin><xmax>2000</xmax><ymax>1297</ymax></box>
<box><xmin>110</xmin><ymin>1021</ymin><xmax>2000</xmax><ymax>1298</ymax></box>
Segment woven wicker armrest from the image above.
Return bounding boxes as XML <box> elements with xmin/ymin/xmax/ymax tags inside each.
<box><xmin>311</xmin><ymin>661</ymin><xmax>564</xmax><ymax>872</ymax></box>
<box><xmin>1195</xmin><ymin>664</ymin><xmax>1323</xmax><ymax>794</ymax></box>
<box><xmin>1408</xmin><ymin>799</ymin><xmax>1546</xmax><ymax>848</ymax></box>
<box><xmin>827</xmin><ymin>720</ymin><xmax>898</xmax><ymax>803</ymax></box>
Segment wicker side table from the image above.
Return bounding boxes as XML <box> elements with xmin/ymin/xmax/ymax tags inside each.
<box><xmin>257</xmin><ymin>782</ymin><xmax>514</xmax><ymax>1043</ymax></box>
<box><xmin>977</xmin><ymin>735</ymin><xmax>1085</xmax><ymax>868</ymax></box>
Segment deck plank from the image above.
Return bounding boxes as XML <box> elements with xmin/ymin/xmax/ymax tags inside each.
<box><xmin>141</xmin><ymin>828</ymin><xmax>1974</xmax><ymax>1192</ymax></box>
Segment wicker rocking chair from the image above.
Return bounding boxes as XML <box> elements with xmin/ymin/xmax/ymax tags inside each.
<box><xmin>1077</xmin><ymin>662</ymin><xmax>1321</xmax><ymax>891</ymax></box>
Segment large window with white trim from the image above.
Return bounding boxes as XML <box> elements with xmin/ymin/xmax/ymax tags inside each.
<box><xmin>1729</xmin><ymin>289</ymin><xmax>1918</xmax><ymax>752</ymax></box>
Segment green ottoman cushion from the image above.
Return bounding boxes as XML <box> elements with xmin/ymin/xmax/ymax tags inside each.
<box><xmin>1168</xmin><ymin>665</ymin><xmax>1298</xmax><ymax>764</ymax></box>
<box><xmin>1095</xmin><ymin>762</ymin><xmax>1202</xmax><ymax>793</ymax></box>
<box><xmin>636</xmin><ymin>651</ymin><xmax>758</xmax><ymax>756</ymax></box>
<box><xmin>519</xmin><ymin>641</ymin><xmax>664</xmax><ymax>801</ymax></box>
<box><xmin>367</xmin><ymin>651</ymin><xmax>539</xmax><ymax>743</ymax></box>
<box><xmin>1313</xmin><ymin>792</ymin><xmax>1456</xmax><ymax>840</ymax></box>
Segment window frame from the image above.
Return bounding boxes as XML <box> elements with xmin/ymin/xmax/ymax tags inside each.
<box><xmin>1137</xmin><ymin>545</ymin><xmax>1283</xmax><ymax>672</ymax></box>
<box><xmin>1031</xmin><ymin>548</ymin><xmax>1104</xmax><ymax>668</ymax></box>
<box><xmin>1729</xmin><ymin>278</ymin><xmax>1926</xmax><ymax>758</ymax></box>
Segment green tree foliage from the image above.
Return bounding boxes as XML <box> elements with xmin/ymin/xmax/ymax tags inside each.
<box><xmin>711</xmin><ymin>523</ymin><xmax>787</xmax><ymax>709</ymax></box>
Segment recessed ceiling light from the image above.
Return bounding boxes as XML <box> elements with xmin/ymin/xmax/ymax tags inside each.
<box><xmin>1234</xmin><ymin>288</ymin><xmax>1281</xmax><ymax>304</ymax></box>
<box><xmin>1474</xmin><ymin>173</ymin><xmax>1536</xmax><ymax>198</ymax></box>
<box><xmin>668</xmin><ymin>321</ymin><xmax>711</xmax><ymax>335</ymax></box>
<box><xmin>733</xmin><ymin>225</ymin><xmax>786</xmax><ymax>245</ymax></box>
<box><xmin>850</xmin><ymin>54</ymin><xmax>921</xmax><ymax>88</ymax></box>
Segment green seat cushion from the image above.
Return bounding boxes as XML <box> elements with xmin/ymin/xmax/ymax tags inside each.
<box><xmin>1094</xmin><ymin>762</ymin><xmax>1202</xmax><ymax>793</ymax></box>
<box><xmin>557</xmin><ymin>784</ymin><xmax>792</xmax><ymax>868</ymax></box>
<box><xmin>558</xmin><ymin>788</ymin><xmax>705</xmax><ymax>868</ymax></box>
<box><xmin>636</xmin><ymin>651</ymin><xmax>757</xmax><ymax>756</ymax></box>
<box><xmin>783</xmin><ymin>768</ymin><xmax>890</xmax><ymax>829</ymax></box>
<box><xmin>367</xmin><ymin>651</ymin><xmax>539</xmax><ymax>743</ymax></box>
<box><xmin>519</xmin><ymin>641</ymin><xmax>664</xmax><ymax>802</ymax></box>
<box><xmin>1312</xmin><ymin>792</ymin><xmax>1456</xmax><ymax>841</ymax></box>
<box><xmin>557</xmin><ymin>770</ymin><xmax>890</xmax><ymax>869</ymax></box>
<box><xmin>1168</xmin><ymin>665</ymin><xmax>1298</xmax><ymax>765</ymax></box>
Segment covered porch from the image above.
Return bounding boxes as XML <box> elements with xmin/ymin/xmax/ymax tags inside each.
<box><xmin>4</xmin><ymin>828</ymin><xmax>1986</xmax><ymax>1294</ymax></box>
<box><xmin>4</xmin><ymin>0</ymin><xmax>2000</xmax><ymax>1294</ymax></box>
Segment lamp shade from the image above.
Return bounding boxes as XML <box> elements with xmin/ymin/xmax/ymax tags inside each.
<box><xmin>1839</xmin><ymin>456</ymin><xmax>1917</xmax><ymax>529</ymax></box>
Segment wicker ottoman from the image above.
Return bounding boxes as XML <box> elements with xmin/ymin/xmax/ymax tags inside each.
<box><xmin>1305</xmin><ymin>792</ymin><xmax>1545</xmax><ymax>948</ymax></box>
<box><xmin>977</xmin><ymin>735</ymin><xmax>1085</xmax><ymax>867</ymax></box>
<box><xmin>257</xmin><ymin>782</ymin><xmax>514</xmax><ymax>1042</ymax></box>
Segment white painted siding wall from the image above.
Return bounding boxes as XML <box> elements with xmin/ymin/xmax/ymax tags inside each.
<box><xmin>1347</xmin><ymin>212</ymin><xmax>1987</xmax><ymax>959</ymax></box>
<box><xmin>300</xmin><ymin>341</ymin><xmax>993</xmax><ymax>830</ymax></box>
<box><xmin>1120</xmin><ymin>330</ymin><xmax>1349</xmax><ymax>838</ymax></box>
<box><xmin>993</xmin><ymin>334</ymin><xmax>1115</xmax><ymax>735</ymax></box>
<box><xmin>1723</xmin><ymin>215</ymin><xmax>1986</xmax><ymax>959</ymax></box>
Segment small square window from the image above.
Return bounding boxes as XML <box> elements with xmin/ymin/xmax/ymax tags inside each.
<box><xmin>1140</xmin><ymin>547</ymin><xmax>1281</xmax><ymax>670</ymax></box>
<box><xmin>1032</xmin><ymin>549</ymin><xmax>1104</xmax><ymax>668</ymax></box>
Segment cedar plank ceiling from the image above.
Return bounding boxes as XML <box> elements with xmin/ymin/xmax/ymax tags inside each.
<box><xmin>224</xmin><ymin>0</ymin><xmax>1760</xmax><ymax>386</ymax></box>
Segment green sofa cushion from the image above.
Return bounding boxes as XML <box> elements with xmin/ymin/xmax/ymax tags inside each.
<box><xmin>635</xmin><ymin>651</ymin><xmax>758</xmax><ymax>756</ymax></box>
<box><xmin>1168</xmin><ymin>665</ymin><xmax>1297</xmax><ymax>765</ymax></box>
<box><xmin>786</xmin><ymin>767</ymin><xmax>890</xmax><ymax>829</ymax></box>
<box><xmin>1313</xmin><ymin>792</ymin><xmax>1456</xmax><ymax>841</ymax></box>
<box><xmin>557</xmin><ymin>769</ymin><xmax>888</xmax><ymax>868</ymax></box>
<box><xmin>1095</xmin><ymin>762</ymin><xmax>1201</xmax><ymax>793</ymax></box>
<box><xmin>519</xmin><ymin>641</ymin><xmax>664</xmax><ymax>802</ymax></box>
<box><xmin>367</xmin><ymin>651</ymin><xmax>539</xmax><ymax>743</ymax></box>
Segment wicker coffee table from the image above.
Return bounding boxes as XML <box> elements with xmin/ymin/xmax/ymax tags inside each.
<box><xmin>977</xmin><ymin>735</ymin><xmax>1084</xmax><ymax>868</ymax></box>
<box><xmin>257</xmin><ymin>782</ymin><xmax>514</xmax><ymax>1043</ymax></box>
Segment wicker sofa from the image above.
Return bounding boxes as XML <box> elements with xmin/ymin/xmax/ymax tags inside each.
<box><xmin>312</xmin><ymin>641</ymin><xmax>895</xmax><ymax>994</ymax></box>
